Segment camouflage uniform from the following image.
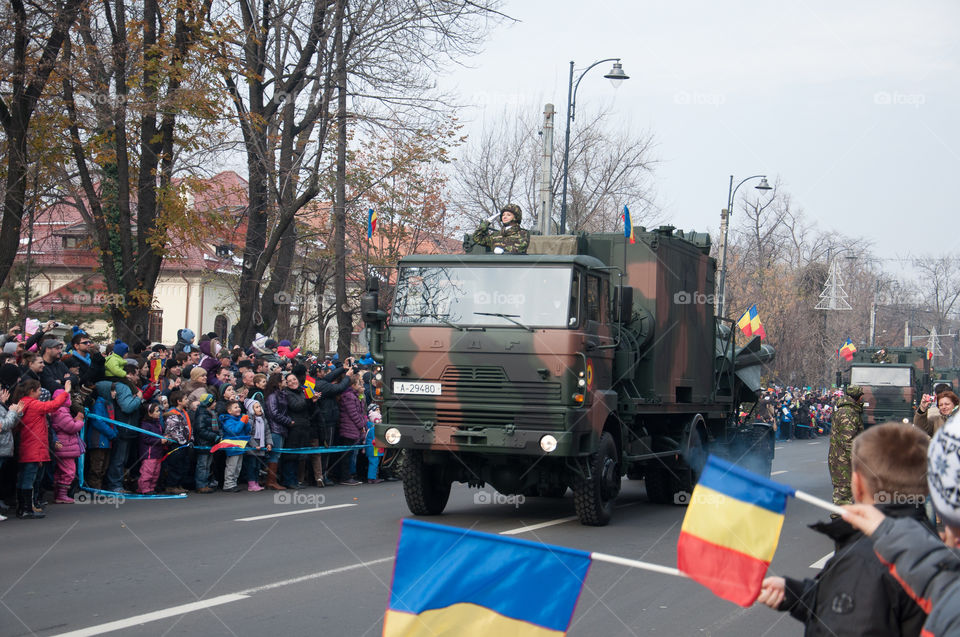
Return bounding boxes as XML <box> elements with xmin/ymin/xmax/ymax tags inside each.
<box><xmin>829</xmin><ymin>386</ymin><xmax>864</xmax><ymax>505</ymax></box>
<box><xmin>471</xmin><ymin>204</ymin><xmax>530</xmax><ymax>254</ymax></box>
<box><xmin>871</xmin><ymin>349</ymin><xmax>892</xmax><ymax>363</ymax></box>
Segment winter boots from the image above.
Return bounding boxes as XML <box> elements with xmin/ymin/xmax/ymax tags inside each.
<box><xmin>16</xmin><ymin>489</ymin><xmax>45</xmax><ymax>519</ymax></box>
<box><xmin>247</xmin><ymin>481</ymin><xmax>264</xmax><ymax>492</ymax></box>
<box><xmin>264</xmin><ymin>463</ymin><xmax>286</xmax><ymax>490</ymax></box>
<box><xmin>55</xmin><ymin>484</ymin><xmax>74</xmax><ymax>504</ymax></box>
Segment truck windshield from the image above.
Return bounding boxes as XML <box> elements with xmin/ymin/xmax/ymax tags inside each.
<box><xmin>850</xmin><ymin>366</ymin><xmax>912</xmax><ymax>387</ymax></box>
<box><xmin>392</xmin><ymin>265</ymin><xmax>574</xmax><ymax>328</ymax></box>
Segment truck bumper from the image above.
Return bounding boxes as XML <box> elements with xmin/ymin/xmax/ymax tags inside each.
<box><xmin>375</xmin><ymin>423</ymin><xmax>585</xmax><ymax>456</ymax></box>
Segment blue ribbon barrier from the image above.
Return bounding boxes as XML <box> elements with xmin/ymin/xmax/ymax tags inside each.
<box><xmin>84</xmin><ymin>410</ymin><xmax>365</xmax><ymax>453</ymax></box>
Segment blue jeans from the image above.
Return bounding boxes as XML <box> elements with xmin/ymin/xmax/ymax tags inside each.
<box><xmin>195</xmin><ymin>453</ymin><xmax>218</xmax><ymax>488</ymax></box>
<box><xmin>105</xmin><ymin>438</ymin><xmax>132</xmax><ymax>491</ymax></box>
<box><xmin>17</xmin><ymin>462</ymin><xmax>43</xmax><ymax>490</ymax></box>
<box><xmin>243</xmin><ymin>454</ymin><xmax>264</xmax><ymax>483</ymax></box>
<box><xmin>267</xmin><ymin>434</ymin><xmax>284</xmax><ymax>464</ymax></box>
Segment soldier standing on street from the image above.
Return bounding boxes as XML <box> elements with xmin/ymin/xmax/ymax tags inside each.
<box><xmin>471</xmin><ymin>203</ymin><xmax>530</xmax><ymax>254</ymax></box>
<box><xmin>829</xmin><ymin>384</ymin><xmax>864</xmax><ymax>505</ymax></box>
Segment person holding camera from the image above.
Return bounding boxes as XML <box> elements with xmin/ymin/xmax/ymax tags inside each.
<box><xmin>312</xmin><ymin>358</ymin><xmax>356</xmax><ymax>485</ymax></box>
<box><xmin>914</xmin><ymin>386</ymin><xmax>958</xmax><ymax>436</ymax></box>
<box><xmin>470</xmin><ymin>203</ymin><xmax>530</xmax><ymax>255</ymax></box>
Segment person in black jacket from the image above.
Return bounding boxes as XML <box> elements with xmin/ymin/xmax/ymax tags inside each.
<box><xmin>192</xmin><ymin>393</ymin><xmax>220</xmax><ymax>493</ymax></box>
<box><xmin>311</xmin><ymin>361</ymin><xmax>355</xmax><ymax>484</ymax></box>
<box><xmin>279</xmin><ymin>373</ymin><xmax>315</xmax><ymax>489</ymax></box>
<box><xmin>757</xmin><ymin>423</ymin><xmax>932</xmax><ymax>636</ymax></box>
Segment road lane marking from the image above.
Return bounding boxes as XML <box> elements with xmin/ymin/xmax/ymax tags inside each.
<box><xmin>808</xmin><ymin>441</ymin><xmax>821</xmax><ymax>445</ymax></box>
<box><xmin>501</xmin><ymin>516</ymin><xmax>578</xmax><ymax>535</ymax></box>
<box><xmin>53</xmin><ymin>557</ymin><xmax>395</xmax><ymax>637</ymax></box>
<box><xmin>51</xmin><ymin>594</ymin><xmax>250</xmax><ymax>637</ymax></box>
<box><xmin>810</xmin><ymin>552</ymin><xmax>834</xmax><ymax>569</ymax></box>
<box><xmin>237</xmin><ymin>556</ymin><xmax>394</xmax><ymax>594</ymax></box>
<box><xmin>234</xmin><ymin>503</ymin><xmax>356</xmax><ymax>521</ymax></box>
<box><xmin>771</xmin><ymin>470</ymin><xmax>788</xmax><ymax>476</ymax></box>
<box><xmin>775</xmin><ymin>447</ymin><xmax>784</xmax><ymax>451</ymax></box>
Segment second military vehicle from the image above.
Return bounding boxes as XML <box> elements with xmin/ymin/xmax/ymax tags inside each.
<box><xmin>846</xmin><ymin>346</ymin><xmax>931</xmax><ymax>426</ymax></box>
<box><xmin>362</xmin><ymin>226</ymin><xmax>775</xmax><ymax>525</ymax></box>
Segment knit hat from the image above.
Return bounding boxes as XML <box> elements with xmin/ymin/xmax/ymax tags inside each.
<box><xmin>264</xmin><ymin>338</ymin><xmax>278</xmax><ymax>350</ymax></box>
<box><xmin>2</xmin><ymin>342</ymin><xmax>17</xmax><ymax>355</ymax></box>
<box><xmin>928</xmin><ymin>414</ymin><xmax>960</xmax><ymax>527</ymax></box>
<box><xmin>279</xmin><ymin>339</ymin><xmax>292</xmax><ymax>348</ymax></box>
<box><xmin>113</xmin><ymin>339</ymin><xmax>129</xmax><ymax>358</ymax></box>
<box><xmin>197</xmin><ymin>393</ymin><xmax>215</xmax><ymax>408</ymax></box>
<box><xmin>72</xmin><ymin>325</ymin><xmax>87</xmax><ymax>337</ymax></box>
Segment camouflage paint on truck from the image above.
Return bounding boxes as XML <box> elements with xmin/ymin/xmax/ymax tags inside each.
<box><xmin>363</xmin><ymin>227</ymin><xmax>775</xmax><ymax>526</ymax></box>
<box><xmin>847</xmin><ymin>347</ymin><xmax>931</xmax><ymax>426</ymax></box>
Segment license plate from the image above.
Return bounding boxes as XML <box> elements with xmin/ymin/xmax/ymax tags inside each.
<box><xmin>393</xmin><ymin>381</ymin><xmax>442</xmax><ymax>396</ymax></box>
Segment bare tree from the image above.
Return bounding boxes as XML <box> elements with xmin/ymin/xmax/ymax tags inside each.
<box><xmin>453</xmin><ymin>105</ymin><xmax>658</xmax><ymax>233</ymax></box>
<box><xmin>0</xmin><ymin>0</ymin><xmax>84</xmax><ymax>290</ymax></box>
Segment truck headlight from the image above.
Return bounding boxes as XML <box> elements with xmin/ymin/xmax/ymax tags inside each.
<box><xmin>384</xmin><ymin>427</ymin><xmax>402</xmax><ymax>445</ymax></box>
<box><xmin>540</xmin><ymin>435</ymin><xmax>558</xmax><ymax>453</ymax></box>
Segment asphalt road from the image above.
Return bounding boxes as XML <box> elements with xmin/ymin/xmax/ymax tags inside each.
<box><xmin>1</xmin><ymin>438</ymin><xmax>834</xmax><ymax>637</ymax></box>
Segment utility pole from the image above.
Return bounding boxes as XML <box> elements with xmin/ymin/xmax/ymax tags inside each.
<box><xmin>869</xmin><ymin>279</ymin><xmax>879</xmax><ymax>346</ymax></box>
<box><xmin>538</xmin><ymin>104</ymin><xmax>555</xmax><ymax>236</ymax></box>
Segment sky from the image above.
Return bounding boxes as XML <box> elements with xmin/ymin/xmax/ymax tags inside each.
<box><xmin>435</xmin><ymin>0</ymin><xmax>958</xmax><ymax>268</ymax></box>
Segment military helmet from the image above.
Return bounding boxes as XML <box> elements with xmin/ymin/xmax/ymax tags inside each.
<box><xmin>501</xmin><ymin>203</ymin><xmax>522</xmax><ymax>224</ymax></box>
<box><xmin>846</xmin><ymin>385</ymin><xmax>863</xmax><ymax>399</ymax></box>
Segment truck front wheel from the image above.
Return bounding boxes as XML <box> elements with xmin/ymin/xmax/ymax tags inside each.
<box><xmin>400</xmin><ymin>450</ymin><xmax>452</xmax><ymax>516</ymax></box>
<box><xmin>573</xmin><ymin>432</ymin><xmax>620</xmax><ymax>526</ymax></box>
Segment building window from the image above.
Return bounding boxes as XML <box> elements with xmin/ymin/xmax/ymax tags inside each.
<box><xmin>63</xmin><ymin>236</ymin><xmax>79</xmax><ymax>249</ymax></box>
<box><xmin>148</xmin><ymin>310</ymin><xmax>163</xmax><ymax>342</ymax></box>
<box><xmin>214</xmin><ymin>314</ymin><xmax>228</xmax><ymax>343</ymax></box>
<box><xmin>215</xmin><ymin>244</ymin><xmax>234</xmax><ymax>257</ymax></box>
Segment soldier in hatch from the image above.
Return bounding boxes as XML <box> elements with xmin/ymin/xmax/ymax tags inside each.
<box><xmin>471</xmin><ymin>203</ymin><xmax>530</xmax><ymax>254</ymax></box>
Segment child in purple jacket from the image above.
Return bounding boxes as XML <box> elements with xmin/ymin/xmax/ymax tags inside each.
<box><xmin>138</xmin><ymin>402</ymin><xmax>165</xmax><ymax>494</ymax></box>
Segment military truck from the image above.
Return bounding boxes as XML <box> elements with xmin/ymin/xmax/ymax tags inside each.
<box><xmin>846</xmin><ymin>347</ymin><xmax>931</xmax><ymax>426</ymax></box>
<box><xmin>361</xmin><ymin>227</ymin><xmax>775</xmax><ymax>526</ymax></box>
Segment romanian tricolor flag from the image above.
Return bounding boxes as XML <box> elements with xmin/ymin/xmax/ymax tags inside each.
<box><xmin>384</xmin><ymin>519</ymin><xmax>590</xmax><ymax>637</ymax></box>
<box><xmin>736</xmin><ymin>304</ymin><xmax>766</xmax><ymax>340</ymax></box>
<box><xmin>622</xmin><ymin>205</ymin><xmax>636</xmax><ymax>244</ymax></box>
<box><xmin>210</xmin><ymin>439</ymin><xmax>248</xmax><ymax>453</ymax></box>
<box><xmin>927</xmin><ymin>349</ymin><xmax>934</xmax><ymax>361</ymax></box>
<box><xmin>839</xmin><ymin>338</ymin><xmax>857</xmax><ymax>361</ymax></box>
<box><xmin>149</xmin><ymin>359</ymin><xmax>163</xmax><ymax>383</ymax></box>
<box><xmin>677</xmin><ymin>455</ymin><xmax>795</xmax><ymax>606</ymax></box>
<box><xmin>303</xmin><ymin>375</ymin><xmax>316</xmax><ymax>399</ymax></box>
<box><xmin>368</xmin><ymin>208</ymin><xmax>377</xmax><ymax>238</ymax></box>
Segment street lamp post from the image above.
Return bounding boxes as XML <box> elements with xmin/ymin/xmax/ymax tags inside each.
<box><xmin>716</xmin><ymin>174</ymin><xmax>771</xmax><ymax>318</ymax></box>
<box><xmin>559</xmin><ymin>58</ymin><xmax>629</xmax><ymax>234</ymax></box>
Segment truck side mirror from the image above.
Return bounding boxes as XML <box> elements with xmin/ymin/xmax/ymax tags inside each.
<box><xmin>361</xmin><ymin>291</ymin><xmax>385</xmax><ymax>325</ymax></box>
<box><xmin>614</xmin><ymin>285</ymin><xmax>633</xmax><ymax>323</ymax></box>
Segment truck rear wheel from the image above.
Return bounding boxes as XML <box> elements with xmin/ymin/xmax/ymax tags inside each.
<box><xmin>573</xmin><ymin>432</ymin><xmax>620</xmax><ymax>526</ymax></box>
<box><xmin>400</xmin><ymin>450</ymin><xmax>451</xmax><ymax>516</ymax></box>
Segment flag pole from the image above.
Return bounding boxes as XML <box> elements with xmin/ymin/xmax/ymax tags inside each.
<box><xmin>591</xmin><ymin>552</ymin><xmax>686</xmax><ymax>578</ymax></box>
<box><xmin>793</xmin><ymin>490</ymin><xmax>846</xmax><ymax>516</ymax></box>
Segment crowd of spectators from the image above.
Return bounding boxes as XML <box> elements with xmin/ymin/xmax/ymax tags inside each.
<box><xmin>0</xmin><ymin>321</ymin><xmax>389</xmax><ymax>521</ymax></box>
<box><xmin>749</xmin><ymin>386</ymin><xmax>836</xmax><ymax>440</ymax></box>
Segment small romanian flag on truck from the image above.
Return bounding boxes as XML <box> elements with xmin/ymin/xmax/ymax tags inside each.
<box><xmin>839</xmin><ymin>338</ymin><xmax>857</xmax><ymax>361</ymax></box>
<box><xmin>384</xmin><ymin>519</ymin><xmax>590</xmax><ymax>637</ymax></box>
<box><xmin>677</xmin><ymin>455</ymin><xmax>795</xmax><ymax>606</ymax></box>
<box><xmin>736</xmin><ymin>304</ymin><xmax>766</xmax><ymax>340</ymax></box>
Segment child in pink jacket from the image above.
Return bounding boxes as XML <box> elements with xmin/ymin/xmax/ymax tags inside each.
<box><xmin>50</xmin><ymin>390</ymin><xmax>85</xmax><ymax>503</ymax></box>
